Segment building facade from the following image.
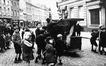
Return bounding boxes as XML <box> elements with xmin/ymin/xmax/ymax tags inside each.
<box><xmin>26</xmin><ymin>2</ymin><xmax>50</xmax><ymax>26</ymax></box>
<box><xmin>58</xmin><ymin>0</ymin><xmax>106</xmax><ymax>31</ymax></box>
<box><xmin>11</xmin><ymin>0</ymin><xmax>19</xmax><ymax>25</ymax></box>
<box><xmin>0</xmin><ymin>0</ymin><xmax>12</xmax><ymax>24</ymax></box>
<box><xmin>19</xmin><ymin>0</ymin><xmax>50</xmax><ymax>27</ymax></box>
<box><xmin>86</xmin><ymin>0</ymin><xmax>106</xmax><ymax>30</ymax></box>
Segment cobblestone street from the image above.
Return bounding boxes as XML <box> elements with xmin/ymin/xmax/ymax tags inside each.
<box><xmin>0</xmin><ymin>36</ymin><xmax>106</xmax><ymax>66</ymax></box>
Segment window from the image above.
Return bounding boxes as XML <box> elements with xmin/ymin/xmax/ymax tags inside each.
<box><xmin>4</xmin><ymin>7</ymin><xmax>6</xmax><ymax>15</ymax></box>
<box><xmin>61</xmin><ymin>0</ymin><xmax>68</xmax><ymax>2</ymax></box>
<box><xmin>0</xmin><ymin>0</ymin><xmax>1</xmax><ymax>4</ymax></box>
<box><xmin>0</xmin><ymin>7</ymin><xmax>1</xmax><ymax>11</ymax></box>
<box><xmin>11</xmin><ymin>9</ymin><xmax>13</xmax><ymax>16</ymax></box>
<box><xmin>78</xmin><ymin>6</ymin><xmax>84</xmax><ymax>18</ymax></box>
<box><xmin>8</xmin><ymin>8</ymin><xmax>9</xmax><ymax>11</ymax></box>
<box><xmin>8</xmin><ymin>1</ymin><xmax>9</xmax><ymax>5</ymax></box>
<box><xmin>90</xmin><ymin>9</ymin><xmax>100</xmax><ymax>24</ymax></box>
<box><xmin>14</xmin><ymin>10</ymin><xmax>16</xmax><ymax>16</ymax></box>
<box><xmin>0</xmin><ymin>7</ymin><xmax>2</xmax><ymax>14</ymax></box>
<box><xmin>16</xmin><ymin>11</ymin><xmax>17</xmax><ymax>16</ymax></box>
<box><xmin>13</xmin><ymin>10</ymin><xmax>14</xmax><ymax>16</ymax></box>
<box><xmin>11</xmin><ymin>1</ymin><xmax>13</xmax><ymax>5</ymax></box>
<box><xmin>70</xmin><ymin>7</ymin><xmax>74</xmax><ymax>18</ymax></box>
<box><xmin>3</xmin><ymin>0</ymin><xmax>5</xmax><ymax>4</ymax></box>
<box><xmin>4</xmin><ymin>7</ymin><xmax>6</xmax><ymax>10</ymax></box>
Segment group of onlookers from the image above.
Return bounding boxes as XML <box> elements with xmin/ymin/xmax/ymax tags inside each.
<box><xmin>0</xmin><ymin>23</ymin><xmax>14</xmax><ymax>52</ymax></box>
<box><xmin>9</xmin><ymin>22</ymin><xmax>66</xmax><ymax>66</ymax></box>
<box><xmin>12</xmin><ymin>26</ymin><xmax>36</xmax><ymax>64</ymax></box>
<box><xmin>90</xmin><ymin>25</ymin><xmax>106</xmax><ymax>55</ymax></box>
<box><xmin>35</xmin><ymin>23</ymin><xmax>66</xmax><ymax>66</ymax></box>
<box><xmin>2</xmin><ymin>19</ymin><xmax>106</xmax><ymax>66</ymax></box>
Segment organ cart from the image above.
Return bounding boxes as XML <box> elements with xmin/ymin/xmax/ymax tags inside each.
<box><xmin>47</xmin><ymin>18</ymin><xmax>84</xmax><ymax>54</ymax></box>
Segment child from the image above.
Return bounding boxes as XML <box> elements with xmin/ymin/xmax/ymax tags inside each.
<box><xmin>12</xmin><ymin>26</ymin><xmax>22</xmax><ymax>63</ymax></box>
<box><xmin>22</xmin><ymin>31</ymin><xmax>34</xmax><ymax>64</ymax></box>
<box><xmin>5</xmin><ymin>33</ymin><xmax>11</xmax><ymax>49</ymax></box>
<box><xmin>55</xmin><ymin>34</ymin><xmax>65</xmax><ymax>65</ymax></box>
<box><xmin>42</xmin><ymin>37</ymin><xmax>57</xmax><ymax>66</ymax></box>
<box><xmin>90</xmin><ymin>29</ymin><xmax>98</xmax><ymax>53</ymax></box>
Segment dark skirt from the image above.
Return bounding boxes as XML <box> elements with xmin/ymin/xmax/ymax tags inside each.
<box><xmin>44</xmin><ymin>53</ymin><xmax>57</xmax><ymax>64</ymax></box>
<box><xmin>99</xmin><ymin>39</ymin><xmax>106</xmax><ymax>47</ymax></box>
<box><xmin>0</xmin><ymin>35</ymin><xmax>5</xmax><ymax>48</ymax></box>
<box><xmin>90</xmin><ymin>38</ymin><xmax>98</xmax><ymax>46</ymax></box>
<box><xmin>14</xmin><ymin>42</ymin><xmax>22</xmax><ymax>54</ymax></box>
<box><xmin>22</xmin><ymin>44</ymin><xmax>34</xmax><ymax>61</ymax></box>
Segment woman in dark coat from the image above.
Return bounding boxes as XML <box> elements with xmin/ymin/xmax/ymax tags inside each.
<box><xmin>99</xmin><ymin>28</ymin><xmax>106</xmax><ymax>54</ymax></box>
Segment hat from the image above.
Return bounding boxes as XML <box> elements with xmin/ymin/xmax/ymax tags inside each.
<box><xmin>23</xmin><ymin>32</ymin><xmax>32</xmax><ymax>39</ymax></box>
<box><xmin>49</xmin><ymin>39</ymin><xmax>54</xmax><ymax>44</ymax></box>
<box><xmin>57</xmin><ymin>34</ymin><xmax>62</xmax><ymax>37</ymax></box>
<box><xmin>99</xmin><ymin>25</ymin><xmax>104</xmax><ymax>29</ymax></box>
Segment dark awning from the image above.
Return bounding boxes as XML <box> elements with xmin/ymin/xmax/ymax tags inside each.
<box><xmin>60</xmin><ymin>18</ymin><xmax>84</xmax><ymax>21</ymax></box>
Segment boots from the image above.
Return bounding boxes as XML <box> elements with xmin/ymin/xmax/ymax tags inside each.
<box><xmin>14</xmin><ymin>57</ymin><xmax>18</xmax><ymax>63</ymax></box>
<box><xmin>14</xmin><ymin>54</ymin><xmax>22</xmax><ymax>63</ymax></box>
<box><xmin>58</xmin><ymin>59</ymin><xmax>63</xmax><ymax>65</ymax></box>
<box><xmin>58</xmin><ymin>57</ymin><xmax>63</xmax><ymax>65</ymax></box>
<box><xmin>35</xmin><ymin>57</ymin><xmax>38</xmax><ymax>63</ymax></box>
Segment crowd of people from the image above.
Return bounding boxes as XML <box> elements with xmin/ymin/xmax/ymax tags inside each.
<box><xmin>0</xmin><ymin>18</ymin><xmax>68</xmax><ymax>66</ymax></box>
<box><xmin>0</xmin><ymin>22</ymin><xmax>14</xmax><ymax>52</ymax></box>
<box><xmin>90</xmin><ymin>25</ymin><xmax>106</xmax><ymax>55</ymax></box>
<box><xmin>1</xmin><ymin>19</ymin><xmax>106</xmax><ymax>66</ymax></box>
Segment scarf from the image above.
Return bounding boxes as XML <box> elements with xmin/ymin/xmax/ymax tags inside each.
<box><xmin>23</xmin><ymin>39</ymin><xmax>32</xmax><ymax>47</ymax></box>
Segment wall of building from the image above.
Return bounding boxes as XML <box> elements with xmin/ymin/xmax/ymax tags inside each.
<box><xmin>58</xmin><ymin>0</ymin><xmax>87</xmax><ymax>26</ymax></box>
<box><xmin>0</xmin><ymin>0</ymin><xmax>12</xmax><ymax>24</ymax></box>
<box><xmin>58</xmin><ymin>0</ymin><xmax>106</xmax><ymax>31</ymax></box>
<box><xmin>11</xmin><ymin>0</ymin><xmax>19</xmax><ymax>21</ymax></box>
<box><xmin>25</xmin><ymin>2</ymin><xmax>50</xmax><ymax>26</ymax></box>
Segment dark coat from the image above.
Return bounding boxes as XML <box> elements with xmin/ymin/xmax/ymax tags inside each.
<box><xmin>90</xmin><ymin>32</ymin><xmax>98</xmax><ymax>46</ymax></box>
<box><xmin>22</xmin><ymin>40</ymin><xmax>34</xmax><ymax>61</ymax></box>
<box><xmin>0</xmin><ymin>35</ymin><xmax>5</xmax><ymax>48</ymax></box>
<box><xmin>35</xmin><ymin>28</ymin><xmax>45</xmax><ymax>37</ymax></box>
<box><xmin>36</xmin><ymin>34</ymin><xmax>46</xmax><ymax>49</ymax></box>
<box><xmin>100</xmin><ymin>31</ymin><xmax>106</xmax><ymax>47</ymax></box>
<box><xmin>55</xmin><ymin>38</ymin><xmax>65</xmax><ymax>56</ymax></box>
<box><xmin>44</xmin><ymin>44</ymin><xmax>57</xmax><ymax>63</ymax></box>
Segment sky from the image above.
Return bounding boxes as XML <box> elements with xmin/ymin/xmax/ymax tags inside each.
<box><xmin>31</xmin><ymin>0</ymin><xmax>59</xmax><ymax>19</ymax></box>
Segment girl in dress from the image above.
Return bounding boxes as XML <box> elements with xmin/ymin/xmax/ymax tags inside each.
<box><xmin>22</xmin><ymin>31</ymin><xmax>34</xmax><ymax>64</ymax></box>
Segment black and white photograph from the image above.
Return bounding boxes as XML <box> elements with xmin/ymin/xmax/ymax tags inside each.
<box><xmin>0</xmin><ymin>0</ymin><xmax>106</xmax><ymax>66</ymax></box>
